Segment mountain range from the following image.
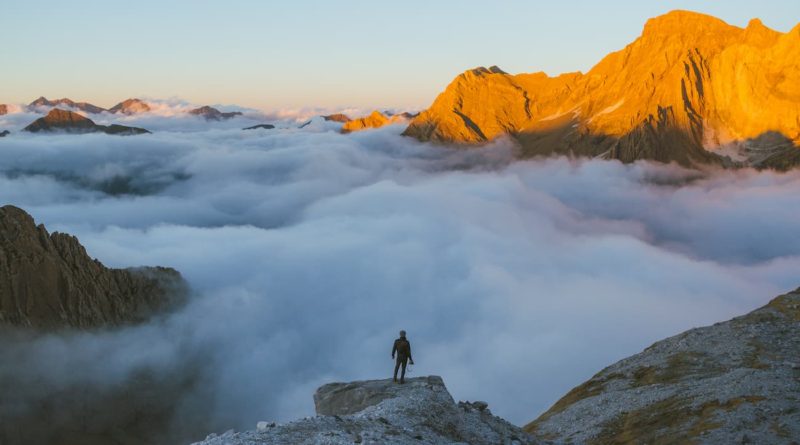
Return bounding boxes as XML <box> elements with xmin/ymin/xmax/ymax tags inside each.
<box><xmin>23</xmin><ymin>109</ymin><xmax>150</xmax><ymax>135</ymax></box>
<box><xmin>403</xmin><ymin>10</ymin><xmax>800</xmax><ymax>169</ymax></box>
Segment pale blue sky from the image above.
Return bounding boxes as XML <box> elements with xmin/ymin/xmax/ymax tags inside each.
<box><xmin>2</xmin><ymin>0</ymin><xmax>798</xmax><ymax>110</ymax></box>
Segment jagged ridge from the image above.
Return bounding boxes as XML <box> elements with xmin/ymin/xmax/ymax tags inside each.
<box><xmin>404</xmin><ymin>11</ymin><xmax>800</xmax><ymax>169</ymax></box>
<box><xmin>0</xmin><ymin>205</ymin><xmax>187</xmax><ymax>329</ymax></box>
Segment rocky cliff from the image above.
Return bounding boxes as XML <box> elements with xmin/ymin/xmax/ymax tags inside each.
<box><xmin>23</xmin><ymin>109</ymin><xmax>150</xmax><ymax>135</ymax></box>
<box><xmin>0</xmin><ymin>205</ymin><xmax>186</xmax><ymax>329</ymax></box>
<box><xmin>526</xmin><ymin>288</ymin><xmax>800</xmax><ymax>444</ymax></box>
<box><xmin>27</xmin><ymin>96</ymin><xmax>107</xmax><ymax>114</ymax></box>
<box><xmin>109</xmin><ymin>98</ymin><xmax>151</xmax><ymax>115</ymax></box>
<box><xmin>404</xmin><ymin>11</ymin><xmax>800</xmax><ymax>169</ymax></box>
<box><xmin>195</xmin><ymin>376</ymin><xmax>538</xmax><ymax>445</ymax></box>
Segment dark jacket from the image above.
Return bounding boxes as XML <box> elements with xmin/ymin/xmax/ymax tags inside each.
<box><xmin>392</xmin><ymin>337</ymin><xmax>412</xmax><ymax>360</ymax></box>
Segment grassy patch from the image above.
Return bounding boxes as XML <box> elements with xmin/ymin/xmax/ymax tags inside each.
<box><xmin>524</xmin><ymin>372</ymin><xmax>624</xmax><ymax>433</ymax></box>
<box><xmin>588</xmin><ymin>395</ymin><xmax>766</xmax><ymax>445</ymax></box>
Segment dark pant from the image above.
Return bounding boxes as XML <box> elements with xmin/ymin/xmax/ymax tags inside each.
<box><xmin>394</xmin><ymin>356</ymin><xmax>408</xmax><ymax>382</ymax></box>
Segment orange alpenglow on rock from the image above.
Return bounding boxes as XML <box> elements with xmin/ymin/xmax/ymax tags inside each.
<box><xmin>403</xmin><ymin>10</ymin><xmax>800</xmax><ymax>169</ymax></box>
<box><xmin>341</xmin><ymin>110</ymin><xmax>412</xmax><ymax>133</ymax></box>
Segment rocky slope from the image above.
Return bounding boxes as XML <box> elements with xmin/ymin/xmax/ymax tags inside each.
<box><xmin>27</xmin><ymin>96</ymin><xmax>107</xmax><ymax>114</ymax></box>
<box><xmin>109</xmin><ymin>97</ymin><xmax>151</xmax><ymax>114</ymax></box>
<box><xmin>526</xmin><ymin>288</ymin><xmax>800</xmax><ymax>444</ymax></box>
<box><xmin>23</xmin><ymin>109</ymin><xmax>150</xmax><ymax>135</ymax></box>
<box><xmin>341</xmin><ymin>110</ymin><xmax>411</xmax><ymax>133</ymax></box>
<box><xmin>195</xmin><ymin>376</ymin><xmax>538</xmax><ymax>445</ymax></box>
<box><xmin>404</xmin><ymin>11</ymin><xmax>800</xmax><ymax>169</ymax></box>
<box><xmin>189</xmin><ymin>105</ymin><xmax>243</xmax><ymax>121</ymax></box>
<box><xmin>0</xmin><ymin>205</ymin><xmax>186</xmax><ymax>329</ymax></box>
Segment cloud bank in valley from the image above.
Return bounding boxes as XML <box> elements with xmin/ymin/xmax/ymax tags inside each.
<box><xmin>0</xmin><ymin>118</ymin><xmax>799</xmax><ymax>442</ymax></box>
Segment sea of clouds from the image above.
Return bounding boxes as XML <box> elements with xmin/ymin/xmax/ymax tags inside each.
<box><xmin>1</xmin><ymin>110</ymin><xmax>799</xmax><ymax>442</ymax></box>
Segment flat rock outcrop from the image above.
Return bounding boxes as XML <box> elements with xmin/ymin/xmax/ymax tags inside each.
<box><xmin>23</xmin><ymin>109</ymin><xmax>150</xmax><ymax>135</ymax></box>
<box><xmin>195</xmin><ymin>376</ymin><xmax>538</xmax><ymax>445</ymax></box>
<box><xmin>109</xmin><ymin>98</ymin><xmax>151</xmax><ymax>115</ymax></box>
<box><xmin>404</xmin><ymin>11</ymin><xmax>800</xmax><ymax>169</ymax></box>
<box><xmin>0</xmin><ymin>205</ymin><xmax>187</xmax><ymax>329</ymax></box>
<box><xmin>527</xmin><ymin>288</ymin><xmax>800</xmax><ymax>444</ymax></box>
<box><xmin>189</xmin><ymin>105</ymin><xmax>243</xmax><ymax>121</ymax></box>
<box><xmin>27</xmin><ymin>96</ymin><xmax>106</xmax><ymax>114</ymax></box>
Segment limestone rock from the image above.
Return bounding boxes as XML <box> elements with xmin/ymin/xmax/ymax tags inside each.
<box><xmin>526</xmin><ymin>288</ymin><xmax>800</xmax><ymax>444</ymax></box>
<box><xmin>27</xmin><ymin>96</ymin><xmax>107</xmax><ymax>114</ymax></box>
<box><xmin>0</xmin><ymin>205</ymin><xmax>187</xmax><ymax>329</ymax></box>
<box><xmin>22</xmin><ymin>109</ymin><xmax>150</xmax><ymax>135</ymax></box>
<box><xmin>109</xmin><ymin>98</ymin><xmax>151</xmax><ymax>115</ymax></box>
<box><xmin>404</xmin><ymin>10</ymin><xmax>800</xmax><ymax>169</ymax></box>
<box><xmin>195</xmin><ymin>376</ymin><xmax>538</xmax><ymax>445</ymax></box>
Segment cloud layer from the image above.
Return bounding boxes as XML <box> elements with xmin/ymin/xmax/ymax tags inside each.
<box><xmin>1</xmin><ymin>121</ymin><xmax>799</xmax><ymax>442</ymax></box>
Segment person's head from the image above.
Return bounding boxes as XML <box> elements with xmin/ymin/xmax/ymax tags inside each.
<box><xmin>399</xmin><ymin>330</ymin><xmax>406</xmax><ymax>338</ymax></box>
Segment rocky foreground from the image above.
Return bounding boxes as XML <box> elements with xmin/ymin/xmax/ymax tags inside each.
<box><xmin>526</xmin><ymin>288</ymin><xmax>800</xmax><ymax>444</ymax></box>
<box><xmin>194</xmin><ymin>376</ymin><xmax>538</xmax><ymax>445</ymax></box>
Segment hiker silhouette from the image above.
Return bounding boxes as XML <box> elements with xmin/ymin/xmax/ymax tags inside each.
<box><xmin>391</xmin><ymin>330</ymin><xmax>414</xmax><ymax>383</ymax></box>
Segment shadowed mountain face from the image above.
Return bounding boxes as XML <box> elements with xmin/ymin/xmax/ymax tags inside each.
<box><xmin>526</xmin><ymin>288</ymin><xmax>800</xmax><ymax>444</ymax></box>
<box><xmin>0</xmin><ymin>205</ymin><xmax>186</xmax><ymax>329</ymax></box>
<box><xmin>189</xmin><ymin>105</ymin><xmax>243</xmax><ymax>121</ymax></box>
<box><xmin>0</xmin><ymin>131</ymin><xmax>8</xmax><ymax>137</ymax></box>
<box><xmin>23</xmin><ymin>109</ymin><xmax>150</xmax><ymax>135</ymax></box>
<box><xmin>27</xmin><ymin>96</ymin><xmax>107</xmax><ymax>114</ymax></box>
<box><xmin>404</xmin><ymin>11</ymin><xmax>800</xmax><ymax>169</ymax></box>
<box><xmin>109</xmin><ymin>98</ymin><xmax>151</xmax><ymax>115</ymax></box>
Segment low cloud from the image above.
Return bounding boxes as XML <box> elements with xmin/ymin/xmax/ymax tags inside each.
<box><xmin>0</xmin><ymin>120</ymin><xmax>798</xmax><ymax>442</ymax></box>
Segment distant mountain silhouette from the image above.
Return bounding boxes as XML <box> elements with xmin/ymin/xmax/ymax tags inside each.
<box><xmin>243</xmin><ymin>123</ymin><xmax>275</xmax><ymax>130</ymax></box>
<box><xmin>189</xmin><ymin>105</ymin><xmax>242</xmax><ymax>121</ymax></box>
<box><xmin>404</xmin><ymin>11</ymin><xmax>800</xmax><ymax>169</ymax></box>
<box><xmin>23</xmin><ymin>109</ymin><xmax>150</xmax><ymax>135</ymax></box>
<box><xmin>322</xmin><ymin>113</ymin><xmax>352</xmax><ymax>123</ymax></box>
<box><xmin>27</xmin><ymin>96</ymin><xmax>107</xmax><ymax>114</ymax></box>
<box><xmin>109</xmin><ymin>98</ymin><xmax>151</xmax><ymax>115</ymax></box>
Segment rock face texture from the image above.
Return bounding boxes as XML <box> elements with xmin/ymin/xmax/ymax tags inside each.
<box><xmin>27</xmin><ymin>96</ymin><xmax>106</xmax><ymax>114</ymax></box>
<box><xmin>341</xmin><ymin>110</ymin><xmax>410</xmax><ymax>133</ymax></box>
<box><xmin>0</xmin><ymin>104</ymin><xmax>8</xmax><ymax>115</ymax></box>
<box><xmin>0</xmin><ymin>205</ymin><xmax>187</xmax><ymax>329</ymax></box>
<box><xmin>109</xmin><ymin>98</ymin><xmax>151</xmax><ymax>115</ymax></box>
<box><xmin>22</xmin><ymin>109</ymin><xmax>150</xmax><ymax>135</ymax></box>
<box><xmin>526</xmin><ymin>288</ymin><xmax>800</xmax><ymax>444</ymax></box>
<box><xmin>404</xmin><ymin>11</ymin><xmax>800</xmax><ymax>169</ymax></box>
<box><xmin>195</xmin><ymin>376</ymin><xmax>537</xmax><ymax>445</ymax></box>
<box><xmin>189</xmin><ymin>105</ymin><xmax>243</xmax><ymax>121</ymax></box>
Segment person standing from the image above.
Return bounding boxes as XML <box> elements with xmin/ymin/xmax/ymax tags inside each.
<box><xmin>391</xmin><ymin>330</ymin><xmax>414</xmax><ymax>383</ymax></box>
